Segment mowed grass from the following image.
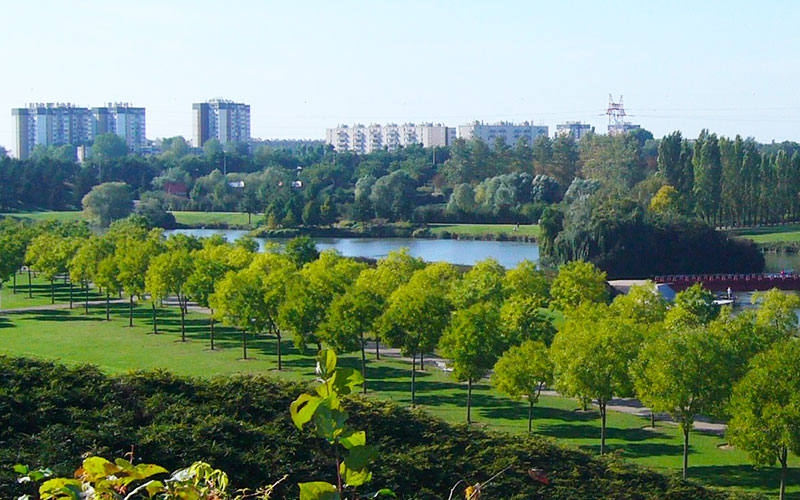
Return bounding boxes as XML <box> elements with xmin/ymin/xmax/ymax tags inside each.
<box><xmin>727</xmin><ymin>223</ymin><xmax>800</xmax><ymax>243</ymax></box>
<box><xmin>0</xmin><ymin>291</ymin><xmax>797</xmax><ymax>497</ymax></box>
<box><xmin>429</xmin><ymin>223</ymin><xmax>540</xmax><ymax>238</ymax></box>
<box><xmin>0</xmin><ymin>273</ymin><xmax>104</xmax><ymax>310</ymax></box>
<box><xmin>171</xmin><ymin>211</ymin><xmax>263</xmax><ymax>227</ymax></box>
<box><xmin>0</xmin><ymin>211</ymin><xmax>86</xmax><ymax>223</ymax></box>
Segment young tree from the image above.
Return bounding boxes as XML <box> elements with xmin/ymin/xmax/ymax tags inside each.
<box><xmin>145</xmin><ymin>249</ymin><xmax>194</xmax><ymax>340</ymax></box>
<box><xmin>549</xmin><ymin>260</ymin><xmax>609</xmax><ymax>312</ymax></box>
<box><xmin>70</xmin><ymin>237</ymin><xmax>113</xmax><ymax>314</ymax></box>
<box><xmin>448</xmin><ymin>258</ymin><xmax>505</xmax><ymax>310</ymax></box>
<box><xmin>632</xmin><ymin>327</ymin><xmax>729</xmax><ymax>478</ymax></box>
<box><xmin>664</xmin><ymin>283</ymin><xmax>719</xmax><ymax>329</ymax></box>
<box><xmin>116</xmin><ymin>231</ymin><xmax>165</xmax><ymax>327</ymax></box>
<box><xmin>379</xmin><ymin>262</ymin><xmax>458</xmax><ymax>405</ymax></box>
<box><xmin>493</xmin><ymin>340</ymin><xmax>554</xmax><ymax>432</ymax></box>
<box><xmin>728</xmin><ymin>340</ymin><xmax>800</xmax><ymax>500</ymax></box>
<box><xmin>210</xmin><ymin>268</ymin><xmax>267</xmax><ymax>360</ymax></box>
<box><xmin>502</xmin><ymin>259</ymin><xmax>549</xmax><ymax>305</ymax></box>
<box><xmin>550</xmin><ymin>303</ymin><xmax>643</xmax><ymax>454</ymax></box>
<box><xmin>321</xmin><ymin>282</ymin><xmax>382</xmax><ymax>392</ymax></box>
<box><xmin>439</xmin><ymin>302</ymin><xmax>505</xmax><ymax>424</ymax></box>
<box><xmin>94</xmin><ymin>256</ymin><xmax>120</xmax><ymax>321</ymax></box>
<box><xmin>284</xmin><ymin>236</ymin><xmax>319</xmax><ymax>267</ymax></box>
<box><xmin>248</xmin><ymin>252</ymin><xmax>296</xmax><ymax>369</ymax></box>
<box><xmin>500</xmin><ymin>295</ymin><xmax>556</xmax><ymax>346</ymax></box>
<box><xmin>185</xmin><ymin>243</ymin><xmax>232</xmax><ymax>349</ymax></box>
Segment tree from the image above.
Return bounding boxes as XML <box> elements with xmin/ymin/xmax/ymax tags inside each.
<box><xmin>145</xmin><ymin>249</ymin><xmax>194</xmax><ymax>339</ymax></box>
<box><xmin>116</xmin><ymin>231</ymin><xmax>165</xmax><ymax>327</ymax></box>
<box><xmin>500</xmin><ymin>295</ymin><xmax>556</xmax><ymax>346</ymax></box>
<box><xmin>70</xmin><ymin>236</ymin><xmax>112</xmax><ymax>314</ymax></box>
<box><xmin>632</xmin><ymin>327</ymin><xmax>729</xmax><ymax>478</ymax></box>
<box><xmin>92</xmin><ymin>133</ymin><xmax>128</xmax><ymax>161</ymax></box>
<box><xmin>285</xmin><ymin>236</ymin><xmax>319</xmax><ymax>267</ymax></box>
<box><xmin>550</xmin><ymin>303</ymin><xmax>643</xmax><ymax>454</ymax></box>
<box><xmin>82</xmin><ymin>182</ymin><xmax>133</xmax><ymax>227</ymax></box>
<box><xmin>611</xmin><ymin>281</ymin><xmax>667</xmax><ymax>326</ymax></box>
<box><xmin>449</xmin><ymin>258</ymin><xmax>505</xmax><ymax>309</ymax></box>
<box><xmin>210</xmin><ymin>268</ymin><xmax>267</xmax><ymax>360</ymax></box>
<box><xmin>752</xmin><ymin>288</ymin><xmax>800</xmax><ymax>337</ymax></box>
<box><xmin>493</xmin><ymin>340</ymin><xmax>553</xmax><ymax>432</ymax></box>
<box><xmin>549</xmin><ymin>260</ymin><xmax>608</xmax><ymax>311</ymax></box>
<box><xmin>379</xmin><ymin>262</ymin><xmax>458</xmax><ymax>405</ymax></box>
<box><xmin>664</xmin><ymin>283</ymin><xmax>718</xmax><ymax>329</ymax></box>
<box><xmin>185</xmin><ymin>243</ymin><xmax>232</xmax><ymax>349</ymax></box>
<box><xmin>728</xmin><ymin>340</ymin><xmax>800</xmax><ymax>500</ymax></box>
<box><xmin>649</xmin><ymin>185</ymin><xmax>681</xmax><ymax>216</ymax></box>
<box><xmin>321</xmin><ymin>282</ymin><xmax>382</xmax><ymax>393</ymax></box>
<box><xmin>503</xmin><ymin>259</ymin><xmax>549</xmax><ymax>305</ymax></box>
<box><xmin>248</xmin><ymin>252</ymin><xmax>296</xmax><ymax>369</ymax></box>
<box><xmin>25</xmin><ymin>234</ymin><xmax>79</xmax><ymax>305</ymax></box>
<box><xmin>439</xmin><ymin>302</ymin><xmax>505</xmax><ymax>424</ymax></box>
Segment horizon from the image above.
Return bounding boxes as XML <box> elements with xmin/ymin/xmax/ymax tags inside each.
<box><xmin>3</xmin><ymin>1</ymin><xmax>800</xmax><ymax>150</ymax></box>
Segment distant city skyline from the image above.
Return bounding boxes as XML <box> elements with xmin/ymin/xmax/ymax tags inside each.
<box><xmin>3</xmin><ymin>1</ymin><xmax>800</xmax><ymax>151</ymax></box>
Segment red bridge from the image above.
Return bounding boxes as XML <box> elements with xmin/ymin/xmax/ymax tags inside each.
<box><xmin>653</xmin><ymin>273</ymin><xmax>800</xmax><ymax>292</ymax></box>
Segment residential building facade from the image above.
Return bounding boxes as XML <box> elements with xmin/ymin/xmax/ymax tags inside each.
<box><xmin>556</xmin><ymin>121</ymin><xmax>593</xmax><ymax>141</ymax></box>
<box><xmin>457</xmin><ymin>121</ymin><xmax>549</xmax><ymax>148</ymax></box>
<box><xmin>325</xmin><ymin>123</ymin><xmax>454</xmax><ymax>153</ymax></box>
<box><xmin>92</xmin><ymin>103</ymin><xmax>147</xmax><ymax>151</ymax></box>
<box><xmin>192</xmin><ymin>98</ymin><xmax>251</xmax><ymax>147</ymax></box>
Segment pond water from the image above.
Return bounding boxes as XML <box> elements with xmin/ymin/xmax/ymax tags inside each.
<box><xmin>166</xmin><ymin>228</ymin><xmax>796</xmax><ymax>274</ymax></box>
<box><xmin>166</xmin><ymin>229</ymin><xmax>540</xmax><ymax>269</ymax></box>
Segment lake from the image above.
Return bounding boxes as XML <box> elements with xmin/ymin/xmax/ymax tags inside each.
<box><xmin>167</xmin><ymin>228</ymin><xmax>795</xmax><ymax>273</ymax></box>
<box><xmin>166</xmin><ymin>229</ymin><xmax>540</xmax><ymax>269</ymax></box>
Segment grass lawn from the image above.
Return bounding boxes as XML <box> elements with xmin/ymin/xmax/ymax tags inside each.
<box><xmin>0</xmin><ymin>292</ymin><xmax>797</xmax><ymax>497</ymax></box>
<box><xmin>170</xmin><ymin>211</ymin><xmax>263</xmax><ymax>227</ymax></box>
<box><xmin>727</xmin><ymin>223</ymin><xmax>800</xmax><ymax>243</ymax></box>
<box><xmin>0</xmin><ymin>272</ymin><xmax>104</xmax><ymax>310</ymax></box>
<box><xmin>429</xmin><ymin>223</ymin><xmax>540</xmax><ymax>238</ymax></box>
<box><xmin>0</xmin><ymin>211</ymin><xmax>86</xmax><ymax>223</ymax></box>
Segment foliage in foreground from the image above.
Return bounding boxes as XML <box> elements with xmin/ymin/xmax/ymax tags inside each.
<box><xmin>0</xmin><ymin>357</ymin><xmax>754</xmax><ymax>500</ymax></box>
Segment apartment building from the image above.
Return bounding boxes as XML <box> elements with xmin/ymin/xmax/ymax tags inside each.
<box><xmin>92</xmin><ymin>103</ymin><xmax>147</xmax><ymax>151</ymax></box>
<box><xmin>325</xmin><ymin>123</ymin><xmax>455</xmax><ymax>153</ymax></box>
<box><xmin>556</xmin><ymin>121</ymin><xmax>593</xmax><ymax>141</ymax></box>
<box><xmin>457</xmin><ymin>121</ymin><xmax>549</xmax><ymax>148</ymax></box>
<box><xmin>192</xmin><ymin>98</ymin><xmax>251</xmax><ymax>147</ymax></box>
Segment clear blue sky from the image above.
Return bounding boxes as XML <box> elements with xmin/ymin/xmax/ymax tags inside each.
<box><xmin>2</xmin><ymin>0</ymin><xmax>800</xmax><ymax>148</ymax></box>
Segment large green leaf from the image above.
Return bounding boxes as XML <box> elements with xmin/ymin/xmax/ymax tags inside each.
<box><xmin>317</xmin><ymin>349</ymin><xmax>338</xmax><ymax>378</ymax></box>
<box><xmin>39</xmin><ymin>478</ymin><xmax>82</xmax><ymax>500</ymax></box>
<box><xmin>340</xmin><ymin>445</ymin><xmax>377</xmax><ymax>487</ymax></box>
<box><xmin>81</xmin><ymin>456</ymin><xmax>121</xmax><ymax>480</ymax></box>
<box><xmin>290</xmin><ymin>393</ymin><xmax>323</xmax><ymax>429</ymax></box>
<box><xmin>298</xmin><ymin>481</ymin><xmax>340</xmax><ymax>500</ymax></box>
<box><xmin>339</xmin><ymin>430</ymin><xmax>366</xmax><ymax>450</ymax></box>
<box><xmin>331</xmin><ymin>367</ymin><xmax>364</xmax><ymax>395</ymax></box>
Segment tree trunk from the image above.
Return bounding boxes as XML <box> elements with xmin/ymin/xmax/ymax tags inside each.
<box><xmin>179</xmin><ymin>297</ymin><xmax>186</xmax><ymax>342</ymax></box>
<box><xmin>129</xmin><ymin>296</ymin><xmax>134</xmax><ymax>327</ymax></box>
<box><xmin>84</xmin><ymin>282</ymin><xmax>89</xmax><ymax>315</ymax></box>
<box><xmin>242</xmin><ymin>329</ymin><xmax>248</xmax><ymax>360</ymax></box>
<box><xmin>69</xmin><ymin>281</ymin><xmax>73</xmax><ymax>309</ymax></box>
<box><xmin>276</xmin><ymin>330</ymin><xmax>282</xmax><ymax>370</ymax></box>
<box><xmin>528</xmin><ymin>399</ymin><xmax>534</xmax><ymax>433</ymax></box>
<box><xmin>411</xmin><ymin>354</ymin><xmax>416</xmax><ymax>406</ymax></box>
<box><xmin>359</xmin><ymin>331</ymin><xmax>368</xmax><ymax>393</ymax></box>
<box><xmin>420</xmin><ymin>351</ymin><xmax>424</xmax><ymax>371</ymax></box>
<box><xmin>210</xmin><ymin>310</ymin><xmax>215</xmax><ymax>350</ymax></box>
<box><xmin>152</xmin><ymin>302</ymin><xmax>158</xmax><ymax>334</ymax></box>
<box><xmin>600</xmin><ymin>401</ymin><xmax>607</xmax><ymax>455</ymax></box>
<box><xmin>51</xmin><ymin>279</ymin><xmax>55</xmax><ymax>304</ymax></box>
<box><xmin>12</xmin><ymin>272</ymin><xmax>16</xmax><ymax>294</ymax></box>
<box><xmin>779</xmin><ymin>446</ymin><xmax>787</xmax><ymax>500</ymax></box>
<box><xmin>651</xmin><ymin>411</ymin><xmax>656</xmax><ymax>428</ymax></box>
<box><xmin>467</xmin><ymin>378</ymin><xmax>473</xmax><ymax>424</ymax></box>
<box><xmin>682</xmin><ymin>423</ymin><xmax>690</xmax><ymax>479</ymax></box>
<box><xmin>105</xmin><ymin>292</ymin><xmax>110</xmax><ymax>321</ymax></box>
<box><xmin>375</xmin><ymin>337</ymin><xmax>380</xmax><ymax>360</ymax></box>
<box><xmin>28</xmin><ymin>269</ymin><xmax>32</xmax><ymax>298</ymax></box>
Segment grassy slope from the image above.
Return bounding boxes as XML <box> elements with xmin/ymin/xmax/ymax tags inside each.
<box><xmin>727</xmin><ymin>224</ymin><xmax>800</xmax><ymax>243</ymax></box>
<box><xmin>0</xmin><ymin>296</ymin><xmax>796</xmax><ymax>497</ymax></box>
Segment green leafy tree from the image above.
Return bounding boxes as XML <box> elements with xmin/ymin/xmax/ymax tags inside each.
<box><xmin>285</xmin><ymin>236</ymin><xmax>319</xmax><ymax>267</ymax></box>
<box><xmin>248</xmin><ymin>252</ymin><xmax>296</xmax><ymax>369</ymax></box>
<box><xmin>728</xmin><ymin>340</ymin><xmax>800</xmax><ymax>500</ymax></box>
<box><xmin>500</xmin><ymin>295</ymin><xmax>557</xmax><ymax>346</ymax></box>
<box><xmin>493</xmin><ymin>340</ymin><xmax>554</xmax><ymax>432</ymax></box>
<box><xmin>70</xmin><ymin>236</ymin><xmax>113</xmax><ymax>314</ymax></box>
<box><xmin>92</xmin><ymin>133</ymin><xmax>129</xmax><ymax>161</ymax></box>
<box><xmin>448</xmin><ymin>258</ymin><xmax>505</xmax><ymax>309</ymax></box>
<box><xmin>632</xmin><ymin>327</ymin><xmax>730</xmax><ymax>478</ymax></box>
<box><xmin>664</xmin><ymin>283</ymin><xmax>719</xmax><ymax>329</ymax></box>
<box><xmin>81</xmin><ymin>182</ymin><xmax>134</xmax><ymax>227</ymax></box>
<box><xmin>185</xmin><ymin>243</ymin><xmax>232</xmax><ymax>349</ymax></box>
<box><xmin>611</xmin><ymin>281</ymin><xmax>668</xmax><ymax>326</ymax></box>
<box><xmin>379</xmin><ymin>262</ymin><xmax>457</xmax><ymax>405</ymax></box>
<box><xmin>502</xmin><ymin>259</ymin><xmax>549</xmax><ymax>305</ymax></box>
<box><xmin>95</xmin><ymin>255</ymin><xmax>120</xmax><ymax>321</ymax></box>
<box><xmin>752</xmin><ymin>288</ymin><xmax>800</xmax><ymax>337</ymax></box>
<box><xmin>145</xmin><ymin>249</ymin><xmax>194</xmax><ymax>339</ymax></box>
<box><xmin>549</xmin><ymin>260</ymin><xmax>609</xmax><ymax>311</ymax></box>
<box><xmin>210</xmin><ymin>268</ymin><xmax>267</xmax><ymax>360</ymax></box>
<box><xmin>116</xmin><ymin>231</ymin><xmax>165</xmax><ymax>327</ymax></box>
<box><xmin>550</xmin><ymin>303</ymin><xmax>643</xmax><ymax>454</ymax></box>
<box><xmin>439</xmin><ymin>302</ymin><xmax>505</xmax><ymax>424</ymax></box>
<box><xmin>322</xmin><ymin>282</ymin><xmax>382</xmax><ymax>393</ymax></box>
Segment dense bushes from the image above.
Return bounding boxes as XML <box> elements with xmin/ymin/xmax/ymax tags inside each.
<box><xmin>0</xmin><ymin>357</ymin><xmax>753</xmax><ymax>499</ymax></box>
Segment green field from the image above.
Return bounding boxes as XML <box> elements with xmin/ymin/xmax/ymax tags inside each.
<box><xmin>0</xmin><ymin>288</ymin><xmax>796</xmax><ymax>497</ymax></box>
<box><xmin>0</xmin><ymin>273</ymin><xmax>105</xmax><ymax>310</ymax></box>
<box><xmin>0</xmin><ymin>210</ymin><xmax>263</xmax><ymax>228</ymax></box>
<box><xmin>727</xmin><ymin>224</ymin><xmax>800</xmax><ymax>243</ymax></box>
<box><xmin>429</xmin><ymin>223</ymin><xmax>540</xmax><ymax>238</ymax></box>
<box><xmin>0</xmin><ymin>211</ymin><xmax>87</xmax><ymax>223</ymax></box>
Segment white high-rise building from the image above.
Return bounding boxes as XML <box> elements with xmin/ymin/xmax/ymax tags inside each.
<box><xmin>457</xmin><ymin>121</ymin><xmax>549</xmax><ymax>148</ymax></box>
<box><xmin>192</xmin><ymin>98</ymin><xmax>251</xmax><ymax>147</ymax></box>
<box><xmin>556</xmin><ymin>121</ymin><xmax>593</xmax><ymax>141</ymax></box>
<box><xmin>325</xmin><ymin>123</ymin><xmax>455</xmax><ymax>153</ymax></box>
<box><xmin>92</xmin><ymin>103</ymin><xmax>147</xmax><ymax>151</ymax></box>
<box><xmin>11</xmin><ymin>103</ymin><xmax>93</xmax><ymax>159</ymax></box>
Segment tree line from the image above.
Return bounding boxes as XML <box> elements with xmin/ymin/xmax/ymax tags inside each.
<box><xmin>4</xmin><ymin>129</ymin><xmax>800</xmax><ymax>230</ymax></box>
<box><xmin>1</xmin><ymin>217</ymin><xmax>799</xmax><ymax>498</ymax></box>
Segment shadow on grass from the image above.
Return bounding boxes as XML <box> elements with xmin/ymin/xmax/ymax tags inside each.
<box><xmin>0</xmin><ymin>316</ymin><xmax>15</xmax><ymax>329</ymax></box>
<box><xmin>483</xmin><ymin>402</ymin><xmax>600</xmax><ymax>423</ymax></box>
<box><xmin>690</xmin><ymin>464</ymin><xmax>800</xmax><ymax>497</ymax></box>
<box><xmin>537</xmin><ymin>423</ymin><xmax>669</xmax><ymax>442</ymax></box>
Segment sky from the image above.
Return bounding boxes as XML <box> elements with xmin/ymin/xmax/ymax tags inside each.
<box><xmin>2</xmin><ymin>0</ymin><xmax>800</xmax><ymax>150</ymax></box>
